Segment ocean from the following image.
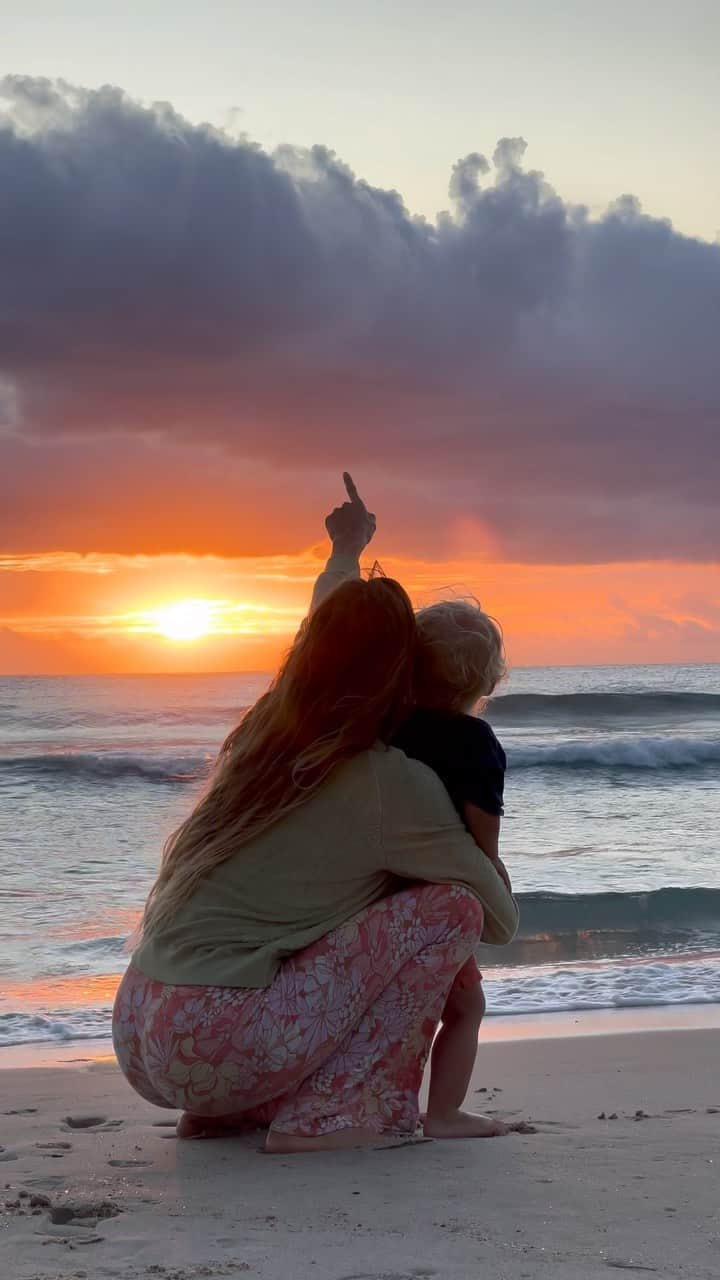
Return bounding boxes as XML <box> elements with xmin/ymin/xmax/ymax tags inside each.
<box><xmin>1</xmin><ymin>664</ymin><xmax>719</xmax><ymax>1051</ymax></box>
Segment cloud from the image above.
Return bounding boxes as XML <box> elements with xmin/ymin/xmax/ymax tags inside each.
<box><xmin>1</xmin><ymin>75</ymin><xmax>719</xmax><ymax>561</ymax></box>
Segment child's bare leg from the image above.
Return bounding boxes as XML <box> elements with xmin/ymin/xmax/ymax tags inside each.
<box><xmin>424</xmin><ymin>979</ymin><xmax>508</xmax><ymax>1138</ymax></box>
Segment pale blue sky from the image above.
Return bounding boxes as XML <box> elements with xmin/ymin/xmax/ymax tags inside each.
<box><xmin>4</xmin><ymin>0</ymin><xmax>719</xmax><ymax>239</ymax></box>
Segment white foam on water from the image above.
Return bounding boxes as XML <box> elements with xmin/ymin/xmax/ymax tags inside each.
<box><xmin>483</xmin><ymin>955</ymin><xmax>720</xmax><ymax>1017</ymax></box>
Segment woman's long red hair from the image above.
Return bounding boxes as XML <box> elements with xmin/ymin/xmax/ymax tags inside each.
<box><xmin>141</xmin><ymin>577</ymin><xmax>416</xmax><ymax>937</ymax></box>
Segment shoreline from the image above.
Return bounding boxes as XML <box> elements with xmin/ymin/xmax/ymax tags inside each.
<box><xmin>2</xmin><ymin>1000</ymin><xmax>720</xmax><ymax>1071</ymax></box>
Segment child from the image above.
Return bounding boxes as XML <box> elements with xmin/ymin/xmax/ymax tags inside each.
<box><xmin>394</xmin><ymin>596</ymin><xmax>509</xmax><ymax>879</ymax></box>
<box><xmin>313</xmin><ymin>474</ymin><xmax>514</xmax><ymax>1138</ymax></box>
<box><xmin>393</xmin><ymin>597</ymin><xmax>511</xmax><ymax>1138</ymax></box>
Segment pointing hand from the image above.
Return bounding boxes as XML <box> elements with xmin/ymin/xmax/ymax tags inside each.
<box><xmin>324</xmin><ymin>473</ymin><xmax>377</xmax><ymax>556</ymax></box>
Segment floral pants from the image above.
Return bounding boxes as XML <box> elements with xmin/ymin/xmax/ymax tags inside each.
<box><xmin>112</xmin><ymin>883</ymin><xmax>484</xmax><ymax>1137</ymax></box>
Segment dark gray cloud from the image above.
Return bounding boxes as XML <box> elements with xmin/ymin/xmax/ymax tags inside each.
<box><xmin>1</xmin><ymin>74</ymin><xmax>718</xmax><ymax>561</ymax></box>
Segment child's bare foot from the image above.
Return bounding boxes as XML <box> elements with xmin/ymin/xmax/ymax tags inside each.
<box><xmin>423</xmin><ymin>1109</ymin><xmax>509</xmax><ymax>1138</ymax></box>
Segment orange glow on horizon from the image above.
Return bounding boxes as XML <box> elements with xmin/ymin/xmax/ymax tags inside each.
<box><xmin>0</xmin><ymin>548</ymin><xmax>718</xmax><ymax>673</ymax></box>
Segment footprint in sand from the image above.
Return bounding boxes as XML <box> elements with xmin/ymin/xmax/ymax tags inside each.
<box><xmin>49</xmin><ymin>1198</ymin><xmax>121</xmax><ymax>1225</ymax></box>
<box><xmin>3</xmin><ymin>1108</ymin><xmax>38</xmax><ymax>1116</ymax></box>
<box><xmin>36</xmin><ymin>1142</ymin><xmax>73</xmax><ymax>1157</ymax></box>
<box><xmin>337</xmin><ymin>1272</ymin><xmax>438</xmax><ymax>1280</ymax></box>
<box><xmin>39</xmin><ymin>1223</ymin><xmax>107</xmax><ymax>1246</ymax></box>
<box><xmin>21</xmin><ymin>1175</ymin><xmax>67</xmax><ymax>1190</ymax></box>
<box><xmin>605</xmin><ymin>1262</ymin><xmax>658</xmax><ymax>1273</ymax></box>
<box><xmin>63</xmin><ymin>1115</ymin><xmax>123</xmax><ymax>1131</ymax></box>
<box><xmin>108</xmin><ymin>1158</ymin><xmax>151</xmax><ymax>1167</ymax></box>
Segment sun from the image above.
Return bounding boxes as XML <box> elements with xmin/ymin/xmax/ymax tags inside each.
<box><xmin>153</xmin><ymin>599</ymin><xmax>214</xmax><ymax>642</ymax></box>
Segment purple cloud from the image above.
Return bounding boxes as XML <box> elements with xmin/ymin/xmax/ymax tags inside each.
<box><xmin>1</xmin><ymin>75</ymin><xmax>718</xmax><ymax>561</ymax></box>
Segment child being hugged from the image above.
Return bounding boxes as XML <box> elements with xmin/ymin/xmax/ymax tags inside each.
<box><xmin>312</xmin><ymin>474</ymin><xmax>515</xmax><ymax>1139</ymax></box>
<box><xmin>393</xmin><ymin>596</ymin><xmax>510</xmax><ymax>1136</ymax></box>
<box><xmin>395</xmin><ymin>597</ymin><xmax>509</xmax><ymax>883</ymax></box>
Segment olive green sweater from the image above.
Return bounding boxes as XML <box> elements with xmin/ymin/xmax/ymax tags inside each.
<box><xmin>132</xmin><ymin>744</ymin><xmax>519</xmax><ymax>989</ymax></box>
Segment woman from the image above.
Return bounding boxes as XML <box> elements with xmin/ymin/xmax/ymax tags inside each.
<box><xmin>113</xmin><ymin>512</ymin><xmax>518</xmax><ymax>1153</ymax></box>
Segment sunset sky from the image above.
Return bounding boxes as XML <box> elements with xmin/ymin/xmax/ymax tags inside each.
<box><xmin>1</xmin><ymin>2</ymin><xmax>719</xmax><ymax>674</ymax></box>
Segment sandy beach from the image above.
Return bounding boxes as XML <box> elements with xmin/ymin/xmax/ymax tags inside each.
<box><xmin>2</xmin><ymin>1010</ymin><xmax>719</xmax><ymax>1280</ymax></box>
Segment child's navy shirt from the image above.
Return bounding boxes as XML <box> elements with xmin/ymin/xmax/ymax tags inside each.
<box><xmin>392</xmin><ymin>708</ymin><xmax>506</xmax><ymax>818</ymax></box>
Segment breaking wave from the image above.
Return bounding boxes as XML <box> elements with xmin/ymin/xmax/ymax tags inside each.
<box><xmin>509</xmin><ymin>736</ymin><xmax>720</xmax><ymax>770</ymax></box>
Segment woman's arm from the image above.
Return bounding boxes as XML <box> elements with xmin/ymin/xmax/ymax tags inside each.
<box><xmin>310</xmin><ymin>473</ymin><xmax>376</xmax><ymax>613</ymax></box>
<box><xmin>377</xmin><ymin>751</ymin><xmax>519</xmax><ymax>945</ymax></box>
<box><xmin>463</xmin><ymin>804</ymin><xmax>512</xmax><ymax>892</ymax></box>
<box><xmin>310</xmin><ymin>550</ymin><xmax>362</xmax><ymax>613</ymax></box>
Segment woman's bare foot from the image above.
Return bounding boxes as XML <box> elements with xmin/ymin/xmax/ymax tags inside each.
<box><xmin>264</xmin><ymin>1125</ymin><xmax>382</xmax><ymax>1154</ymax></box>
<box><xmin>177</xmin><ymin>1112</ymin><xmax>265</xmax><ymax>1140</ymax></box>
<box><xmin>423</xmin><ymin>1108</ymin><xmax>509</xmax><ymax>1138</ymax></box>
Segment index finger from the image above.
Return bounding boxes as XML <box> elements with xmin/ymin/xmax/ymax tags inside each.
<box><xmin>343</xmin><ymin>471</ymin><xmax>365</xmax><ymax>508</ymax></box>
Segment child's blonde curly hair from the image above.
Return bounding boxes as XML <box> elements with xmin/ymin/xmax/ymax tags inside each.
<box><xmin>413</xmin><ymin>598</ymin><xmax>507</xmax><ymax>712</ymax></box>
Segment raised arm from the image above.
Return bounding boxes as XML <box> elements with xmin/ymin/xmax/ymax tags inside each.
<box><xmin>310</xmin><ymin>473</ymin><xmax>376</xmax><ymax>613</ymax></box>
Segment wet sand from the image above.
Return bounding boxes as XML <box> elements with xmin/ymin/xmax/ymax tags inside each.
<box><xmin>2</xmin><ymin>1011</ymin><xmax>719</xmax><ymax>1280</ymax></box>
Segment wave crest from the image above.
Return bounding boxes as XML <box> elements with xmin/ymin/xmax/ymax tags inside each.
<box><xmin>0</xmin><ymin>751</ymin><xmax>212</xmax><ymax>784</ymax></box>
<box><xmin>515</xmin><ymin>886</ymin><xmax>720</xmax><ymax>938</ymax></box>
<box><xmin>510</xmin><ymin>735</ymin><xmax>720</xmax><ymax>770</ymax></box>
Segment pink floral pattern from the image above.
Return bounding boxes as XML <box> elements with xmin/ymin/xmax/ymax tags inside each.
<box><xmin>113</xmin><ymin>884</ymin><xmax>484</xmax><ymax>1137</ymax></box>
